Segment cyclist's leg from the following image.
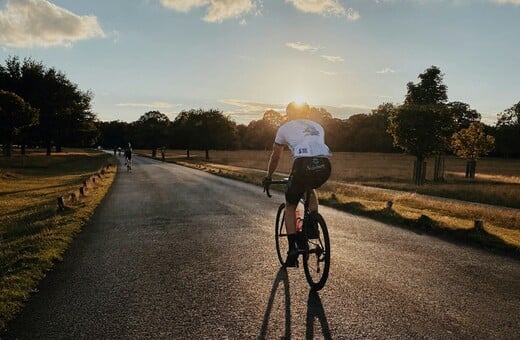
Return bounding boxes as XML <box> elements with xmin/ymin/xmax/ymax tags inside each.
<box><xmin>307</xmin><ymin>189</ymin><xmax>319</xmax><ymax>213</ymax></box>
<box><xmin>285</xmin><ymin>171</ymin><xmax>306</xmax><ymax>266</ymax></box>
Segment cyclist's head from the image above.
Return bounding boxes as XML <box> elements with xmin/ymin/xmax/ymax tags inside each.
<box><xmin>286</xmin><ymin>101</ymin><xmax>310</xmax><ymax>120</ymax></box>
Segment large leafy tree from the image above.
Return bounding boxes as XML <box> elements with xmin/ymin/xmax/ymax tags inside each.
<box><xmin>96</xmin><ymin>120</ymin><xmax>131</xmax><ymax>150</ymax></box>
<box><xmin>343</xmin><ymin>103</ymin><xmax>396</xmax><ymax>152</ymax></box>
<box><xmin>171</xmin><ymin>109</ymin><xmax>236</xmax><ymax>159</ymax></box>
<box><xmin>388</xmin><ymin>65</ymin><xmax>453</xmax><ymax>184</ymax></box>
<box><xmin>134</xmin><ymin>110</ymin><xmax>171</xmax><ymax>157</ymax></box>
<box><xmin>447</xmin><ymin>101</ymin><xmax>481</xmax><ymax>131</ymax></box>
<box><xmin>0</xmin><ymin>56</ymin><xmax>96</xmax><ymax>155</ymax></box>
<box><xmin>0</xmin><ymin>90</ymin><xmax>38</xmax><ymax>156</ymax></box>
<box><xmin>451</xmin><ymin>122</ymin><xmax>495</xmax><ymax>178</ymax></box>
<box><xmin>194</xmin><ymin>109</ymin><xmax>237</xmax><ymax>159</ymax></box>
<box><xmin>171</xmin><ymin>110</ymin><xmax>198</xmax><ymax>158</ymax></box>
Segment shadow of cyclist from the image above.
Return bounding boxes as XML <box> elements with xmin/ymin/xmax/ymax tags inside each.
<box><xmin>305</xmin><ymin>290</ymin><xmax>332</xmax><ymax>339</ymax></box>
<box><xmin>259</xmin><ymin>268</ymin><xmax>291</xmax><ymax>340</ymax></box>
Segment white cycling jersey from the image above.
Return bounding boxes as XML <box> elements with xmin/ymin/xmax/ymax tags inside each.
<box><xmin>275</xmin><ymin>119</ymin><xmax>331</xmax><ymax>159</ymax></box>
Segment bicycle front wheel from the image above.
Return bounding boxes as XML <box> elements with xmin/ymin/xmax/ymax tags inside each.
<box><xmin>303</xmin><ymin>213</ymin><xmax>330</xmax><ymax>291</ymax></box>
<box><xmin>275</xmin><ymin>203</ymin><xmax>288</xmax><ymax>266</ymax></box>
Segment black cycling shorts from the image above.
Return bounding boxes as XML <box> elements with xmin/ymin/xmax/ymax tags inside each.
<box><xmin>285</xmin><ymin>157</ymin><xmax>331</xmax><ymax>205</ymax></box>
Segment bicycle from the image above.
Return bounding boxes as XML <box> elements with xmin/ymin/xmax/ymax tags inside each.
<box><xmin>264</xmin><ymin>178</ymin><xmax>331</xmax><ymax>291</ymax></box>
<box><xmin>125</xmin><ymin>157</ymin><xmax>132</xmax><ymax>172</ymax></box>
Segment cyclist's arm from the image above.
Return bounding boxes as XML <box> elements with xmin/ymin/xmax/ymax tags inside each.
<box><xmin>266</xmin><ymin>143</ymin><xmax>284</xmax><ymax>179</ymax></box>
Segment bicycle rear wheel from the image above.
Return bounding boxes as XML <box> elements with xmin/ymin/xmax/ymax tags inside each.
<box><xmin>303</xmin><ymin>213</ymin><xmax>330</xmax><ymax>291</ymax></box>
<box><xmin>275</xmin><ymin>203</ymin><xmax>288</xmax><ymax>266</ymax></box>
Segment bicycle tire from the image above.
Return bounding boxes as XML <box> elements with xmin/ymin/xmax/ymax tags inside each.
<box><xmin>303</xmin><ymin>213</ymin><xmax>330</xmax><ymax>291</ymax></box>
<box><xmin>275</xmin><ymin>203</ymin><xmax>288</xmax><ymax>266</ymax></box>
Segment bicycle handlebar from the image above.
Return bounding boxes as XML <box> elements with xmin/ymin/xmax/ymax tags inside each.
<box><xmin>263</xmin><ymin>178</ymin><xmax>288</xmax><ymax>198</ymax></box>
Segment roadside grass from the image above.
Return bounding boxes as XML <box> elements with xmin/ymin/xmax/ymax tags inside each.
<box><xmin>145</xmin><ymin>150</ymin><xmax>520</xmax><ymax>256</ymax></box>
<box><xmin>0</xmin><ymin>149</ymin><xmax>116</xmax><ymax>330</ymax></box>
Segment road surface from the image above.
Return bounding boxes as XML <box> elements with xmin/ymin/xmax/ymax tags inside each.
<box><xmin>3</xmin><ymin>155</ymin><xmax>519</xmax><ymax>339</ymax></box>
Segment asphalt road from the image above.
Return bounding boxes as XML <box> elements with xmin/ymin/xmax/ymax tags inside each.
<box><xmin>3</xmin><ymin>155</ymin><xmax>520</xmax><ymax>339</ymax></box>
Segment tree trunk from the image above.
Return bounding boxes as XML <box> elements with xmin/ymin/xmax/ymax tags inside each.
<box><xmin>152</xmin><ymin>148</ymin><xmax>157</xmax><ymax>158</ymax></box>
<box><xmin>46</xmin><ymin>141</ymin><xmax>52</xmax><ymax>156</ymax></box>
<box><xmin>466</xmin><ymin>159</ymin><xmax>477</xmax><ymax>179</ymax></box>
<box><xmin>3</xmin><ymin>143</ymin><xmax>12</xmax><ymax>157</ymax></box>
<box><xmin>186</xmin><ymin>147</ymin><xmax>190</xmax><ymax>159</ymax></box>
<box><xmin>21</xmin><ymin>144</ymin><xmax>26</xmax><ymax>155</ymax></box>
<box><xmin>413</xmin><ymin>158</ymin><xmax>427</xmax><ymax>185</ymax></box>
<box><xmin>433</xmin><ymin>155</ymin><xmax>445</xmax><ymax>182</ymax></box>
<box><xmin>205</xmin><ymin>149</ymin><xmax>209</xmax><ymax>160</ymax></box>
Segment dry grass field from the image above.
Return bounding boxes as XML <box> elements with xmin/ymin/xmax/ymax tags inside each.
<box><xmin>155</xmin><ymin>150</ymin><xmax>520</xmax><ymax>209</ymax></box>
<box><xmin>0</xmin><ymin>149</ymin><xmax>116</xmax><ymax>329</ymax></box>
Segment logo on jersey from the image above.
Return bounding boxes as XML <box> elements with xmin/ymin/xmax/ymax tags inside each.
<box><xmin>303</xmin><ymin>126</ymin><xmax>319</xmax><ymax>136</ymax></box>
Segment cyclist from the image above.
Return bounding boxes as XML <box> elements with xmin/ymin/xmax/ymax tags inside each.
<box><xmin>264</xmin><ymin>102</ymin><xmax>332</xmax><ymax>267</ymax></box>
<box><xmin>124</xmin><ymin>142</ymin><xmax>133</xmax><ymax>169</ymax></box>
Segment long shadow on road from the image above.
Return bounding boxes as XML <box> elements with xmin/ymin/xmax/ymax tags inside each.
<box><xmin>259</xmin><ymin>268</ymin><xmax>291</xmax><ymax>339</ymax></box>
<box><xmin>259</xmin><ymin>268</ymin><xmax>332</xmax><ymax>339</ymax></box>
<box><xmin>306</xmin><ymin>291</ymin><xmax>332</xmax><ymax>339</ymax></box>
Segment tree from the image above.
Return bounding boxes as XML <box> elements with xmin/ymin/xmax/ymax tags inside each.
<box><xmin>134</xmin><ymin>110</ymin><xmax>170</xmax><ymax>157</ymax></box>
<box><xmin>389</xmin><ymin>66</ymin><xmax>453</xmax><ymax>184</ymax></box>
<box><xmin>0</xmin><ymin>56</ymin><xmax>96</xmax><ymax>155</ymax></box>
<box><xmin>0</xmin><ymin>90</ymin><xmax>38</xmax><ymax>156</ymax></box>
<box><xmin>194</xmin><ymin>109</ymin><xmax>237</xmax><ymax>159</ymax></box>
<box><xmin>494</xmin><ymin>101</ymin><xmax>520</xmax><ymax>157</ymax></box>
<box><xmin>171</xmin><ymin>110</ymin><xmax>197</xmax><ymax>159</ymax></box>
<box><xmin>451</xmin><ymin>122</ymin><xmax>495</xmax><ymax>178</ymax></box>
<box><xmin>447</xmin><ymin>101</ymin><xmax>481</xmax><ymax>131</ymax></box>
<box><xmin>404</xmin><ymin>65</ymin><xmax>448</xmax><ymax>105</ymax></box>
<box><xmin>171</xmin><ymin>109</ymin><xmax>236</xmax><ymax>159</ymax></box>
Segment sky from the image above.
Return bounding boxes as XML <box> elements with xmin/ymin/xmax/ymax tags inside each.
<box><xmin>0</xmin><ymin>0</ymin><xmax>519</xmax><ymax>125</ymax></box>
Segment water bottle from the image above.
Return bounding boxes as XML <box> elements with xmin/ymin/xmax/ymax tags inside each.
<box><xmin>296</xmin><ymin>209</ymin><xmax>303</xmax><ymax>232</ymax></box>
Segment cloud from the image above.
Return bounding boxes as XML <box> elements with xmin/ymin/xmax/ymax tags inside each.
<box><xmin>320</xmin><ymin>70</ymin><xmax>337</xmax><ymax>75</ymax></box>
<box><xmin>321</xmin><ymin>55</ymin><xmax>344</xmax><ymax>62</ymax></box>
<box><xmin>376</xmin><ymin>67</ymin><xmax>397</xmax><ymax>74</ymax></box>
<box><xmin>160</xmin><ymin>0</ymin><xmax>257</xmax><ymax>23</ymax></box>
<box><xmin>286</xmin><ymin>41</ymin><xmax>321</xmax><ymax>52</ymax></box>
<box><xmin>220</xmin><ymin>99</ymin><xmax>285</xmax><ymax>113</ymax></box>
<box><xmin>116</xmin><ymin>102</ymin><xmax>175</xmax><ymax>109</ymax></box>
<box><xmin>0</xmin><ymin>0</ymin><xmax>105</xmax><ymax>48</ymax></box>
<box><xmin>490</xmin><ymin>0</ymin><xmax>520</xmax><ymax>4</ymax></box>
<box><xmin>286</xmin><ymin>0</ymin><xmax>360</xmax><ymax>20</ymax></box>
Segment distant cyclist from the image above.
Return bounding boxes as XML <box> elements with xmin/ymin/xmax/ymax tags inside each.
<box><xmin>263</xmin><ymin>102</ymin><xmax>332</xmax><ymax>267</ymax></box>
<box><xmin>124</xmin><ymin>143</ymin><xmax>133</xmax><ymax>170</ymax></box>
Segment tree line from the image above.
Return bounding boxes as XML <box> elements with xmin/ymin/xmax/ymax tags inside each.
<box><xmin>0</xmin><ymin>56</ymin><xmax>97</xmax><ymax>156</ymax></box>
<box><xmin>1</xmin><ymin>57</ymin><xmax>519</xmax><ymax>179</ymax></box>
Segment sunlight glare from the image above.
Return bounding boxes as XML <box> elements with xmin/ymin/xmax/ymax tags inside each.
<box><xmin>291</xmin><ymin>94</ymin><xmax>308</xmax><ymax>105</ymax></box>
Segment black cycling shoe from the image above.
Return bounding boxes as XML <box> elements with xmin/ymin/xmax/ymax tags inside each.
<box><xmin>285</xmin><ymin>248</ymin><xmax>299</xmax><ymax>268</ymax></box>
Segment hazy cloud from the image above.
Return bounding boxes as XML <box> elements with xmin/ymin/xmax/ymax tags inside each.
<box><xmin>286</xmin><ymin>0</ymin><xmax>360</xmax><ymax>20</ymax></box>
<box><xmin>160</xmin><ymin>0</ymin><xmax>257</xmax><ymax>22</ymax></box>
<box><xmin>321</xmin><ymin>55</ymin><xmax>344</xmax><ymax>62</ymax></box>
<box><xmin>320</xmin><ymin>70</ymin><xmax>337</xmax><ymax>75</ymax></box>
<box><xmin>116</xmin><ymin>102</ymin><xmax>175</xmax><ymax>109</ymax></box>
<box><xmin>490</xmin><ymin>0</ymin><xmax>520</xmax><ymax>4</ymax></box>
<box><xmin>286</xmin><ymin>41</ymin><xmax>321</xmax><ymax>52</ymax></box>
<box><xmin>220</xmin><ymin>99</ymin><xmax>285</xmax><ymax>113</ymax></box>
<box><xmin>376</xmin><ymin>67</ymin><xmax>397</xmax><ymax>74</ymax></box>
<box><xmin>0</xmin><ymin>0</ymin><xmax>105</xmax><ymax>48</ymax></box>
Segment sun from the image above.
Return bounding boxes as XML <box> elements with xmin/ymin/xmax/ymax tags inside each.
<box><xmin>291</xmin><ymin>94</ymin><xmax>308</xmax><ymax>105</ymax></box>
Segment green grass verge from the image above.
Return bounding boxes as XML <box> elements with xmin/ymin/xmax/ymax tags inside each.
<box><xmin>0</xmin><ymin>150</ymin><xmax>117</xmax><ymax>330</ymax></box>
